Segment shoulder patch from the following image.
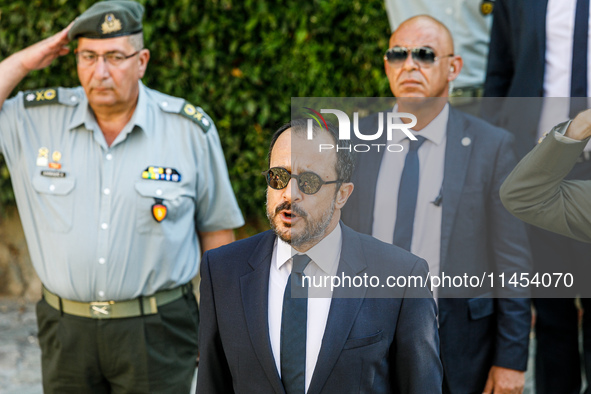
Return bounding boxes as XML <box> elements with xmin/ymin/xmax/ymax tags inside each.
<box><xmin>179</xmin><ymin>101</ymin><xmax>212</xmax><ymax>132</ymax></box>
<box><xmin>23</xmin><ymin>88</ymin><xmax>59</xmax><ymax>108</ymax></box>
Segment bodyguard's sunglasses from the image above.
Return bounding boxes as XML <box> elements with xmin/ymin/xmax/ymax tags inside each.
<box><xmin>384</xmin><ymin>46</ymin><xmax>454</xmax><ymax>68</ymax></box>
<box><xmin>262</xmin><ymin>167</ymin><xmax>342</xmax><ymax>195</ymax></box>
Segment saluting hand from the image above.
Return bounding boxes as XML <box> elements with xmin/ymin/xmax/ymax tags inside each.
<box><xmin>567</xmin><ymin>108</ymin><xmax>591</xmax><ymax>141</ymax></box>
<box><xmin>17</xmin><ymin>22</ymin><xmax>74</xmax><ymax>72</ymax></box>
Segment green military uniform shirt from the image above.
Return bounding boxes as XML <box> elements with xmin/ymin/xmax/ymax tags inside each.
<box><xmin>0</xmin><ymin>82</ymin><xmax>244</xmax><ymax>301</ymax></box>
<box><xmin>500</xmin><ymin>121</ymin><xmax>591</xmax><ymax>243</ymax></box>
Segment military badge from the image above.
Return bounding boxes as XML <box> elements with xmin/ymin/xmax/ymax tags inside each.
<box><xmin>24</xmin><ymin>88</ymin><xmax>58</xmax><ymax>108</ymax></box>
<box><xmin>142</xmin><ymin>166</ymin><xmax>181</xmax><ymax>182</ymax></box>
<box><xmin>151</xmin><ymin>198</ymin><xmax>167</xmax><ymax>222</ymax></box>
<box><xmin>37</xmin><ymin>147</ymin><xmax>49</xmax><ymax>167</ymax></box>
<box><xmin>49</xmin><ymin>150</ymin><xmax>62</xmax><ymax>169</ymax></box>
<box><xmin>101</xmin><ymin>13</ymin><xmax>122</xmax><ymax>35</ymax></box>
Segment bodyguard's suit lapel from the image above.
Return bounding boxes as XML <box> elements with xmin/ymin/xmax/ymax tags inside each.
<box><xmin>440</xmin><ymin>109</ymin><xmax>473</xmax><ymax>270</ymax></box>
<box><xmin>350</xmin><ymin>113</ymin><xmax>387</xmax><ymax>234</ymax></box>
<box><xmin>532</xmin><ymin>0</ymin><xmax>549</xmax><ymax>65</ymax></box>
<box><xmin>240</xmin><ymin>232</ymin><xmax>285</xmax><ymax>394</ymax></box>
<box><xmin>308</xmin><ymin>225</ymin><xmax>368</xmax><ymax>394</ymax></box>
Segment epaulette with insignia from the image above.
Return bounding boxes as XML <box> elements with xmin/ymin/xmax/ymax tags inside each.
<box><xmin>179</xmin><ymin>101</ymin><xmax>212</xmax><ymax>132</ymax></box>
<box><xmin>23</xmin><ymin>88</ymin><xmax>60</xmax><ymax>108</ymax></box>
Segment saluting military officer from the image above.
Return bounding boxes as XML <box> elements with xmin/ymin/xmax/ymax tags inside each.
<box><xmin>0</xmin><ymin>1</ymin><xmax>244</xmax><ymax>393</ymax></box>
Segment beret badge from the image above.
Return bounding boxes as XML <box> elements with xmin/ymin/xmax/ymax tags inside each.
<box><xmin>101</xmin><ymin>14</ymin><xmax>122</xmax><ymax>35</ymax></box>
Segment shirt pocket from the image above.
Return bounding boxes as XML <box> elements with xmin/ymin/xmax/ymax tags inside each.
<box><xmin>134</xmin><ymin>181</ymin><xmax>189</xmax><ymax>234</ymax></box>
<box><xmin>31</xmin><ymin>176</ymin><xmax>76</xmax><ymax>233</ymax></box>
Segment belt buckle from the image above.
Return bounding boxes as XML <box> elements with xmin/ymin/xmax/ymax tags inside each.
<box><xmin>90</xmin><ymin>301</ymin><xmax>113</xmax><ymax>319</ymax></box>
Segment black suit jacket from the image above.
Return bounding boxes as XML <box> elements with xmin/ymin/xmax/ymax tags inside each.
<box><xmin>483</xmin><ymin>0</ymin><xmax>548</xmax><ymax>157</ymax></box>
<box><xmin>197</xmin><ymin>224</ymin><xmax>443</xmax><ymax>394</ymax></box>
<box><xmin>341</xmin><ymin>108</ymin><xmax>532</xmax><ymax>393</ymax></box>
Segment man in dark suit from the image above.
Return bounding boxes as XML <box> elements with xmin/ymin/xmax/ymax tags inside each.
<box><xmin>484</xmin><ymin>1</ymin><xmax>591</xmax><ymax>392</ymax></box>
<box><xmin>196</xmin><ymin>119</ymin><xmax>443</xmax><ymax>393</ymax></box>
<box><xmin>341</xmin><ymin>16</ymin><xmax>532</xmax><ymax>394</ymax></box>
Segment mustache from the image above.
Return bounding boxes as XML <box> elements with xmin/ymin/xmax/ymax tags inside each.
<box><xmin>274</xmin><ymin>201</ymin><xmax>307</xmax><ymax>218</ymax></box>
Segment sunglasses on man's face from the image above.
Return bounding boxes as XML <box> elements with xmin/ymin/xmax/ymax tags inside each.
<box><xmin>262</xmin><ymin>167</ymin><xmax>342</xmax><ymax>195</ymax></box>
<box><xmin>384</xmin><ymin>46</ymin><xmax>454</xmax><ymax>68</ymax></box>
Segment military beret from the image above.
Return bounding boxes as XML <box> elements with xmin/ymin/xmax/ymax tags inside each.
<box><xmin>67</xmin><ymin>1</ymin><xmax>144</xmax><ymax>40</ymax></box>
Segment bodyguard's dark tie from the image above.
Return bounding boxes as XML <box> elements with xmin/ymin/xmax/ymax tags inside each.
<box><xmin>281</xmin><ymin>254</ymin><xmax>311</xmax><ymax>394</ymax></box>
<box><xmin>570</xmin><ymin>0</ymin><xmax>590</xmax><ymax>118</ymax></box>
<box><xmin>393</xmin><ymin>135</ymin><xmax>427</xmax><ymax>251</ymax></box>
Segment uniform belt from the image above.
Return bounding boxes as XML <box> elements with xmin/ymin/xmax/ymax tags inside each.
<box><xmin>450</xmin><ymin>85</ymin><xmax>484</xmax><ymax>98</ymax></box>
<box><xmin>42</xmin><ymin>284</ymin><xmax>189</xmax><ymax>319</ymax></box>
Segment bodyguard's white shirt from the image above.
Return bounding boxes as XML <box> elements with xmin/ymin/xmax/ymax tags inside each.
<box><xmin>268</xmin><ymin>223</ymin><xmax>341</xmax><ymax>393</ymax></box>
<box><xmin>539</xmin><ymin>0</ymin><xmax>591</xmax><ymax>150</ymax></box>
<box><xmin>372</xmin><ymin>104</ymin><xmax>448</xmax><ymax>283</ymax></box>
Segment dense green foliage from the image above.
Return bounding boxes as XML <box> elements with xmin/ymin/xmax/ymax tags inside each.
<box><xmin>0</xmin><ymin>0</ymin><xmax>391</xmax><ymax>231</ymax></box>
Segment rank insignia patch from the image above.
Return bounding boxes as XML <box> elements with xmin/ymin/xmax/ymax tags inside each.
<box><xmin>180</xmin><ymin>102</ymin><xmax>212</xmax><ymax>132</ymax></box>
<box><xmin>24</xmin><ymin>88</ymin><xmax>58</xmax><ymax>108</ymax></box>
<box><xmin>141</xmin><ymin>166</ymin><xmax>181</xmax><ymax>182</ymax></box>
<box><xmin>152</xmin><ymin>198</ymin><xmax>167</xmax><ymax>222</ymax></box>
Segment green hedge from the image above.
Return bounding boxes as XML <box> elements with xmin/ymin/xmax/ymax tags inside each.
<box><xmin>0</xmin><ymin>0</ymin><xmax>391</xmax><ymax>232</ymax></box>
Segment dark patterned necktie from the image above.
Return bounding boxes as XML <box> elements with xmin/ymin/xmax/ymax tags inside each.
<box><xmin>280</xmin><ymin>254</ymin><xmax>311</xmax><ymax>394</ymax></box>
<box><xmin>393</xmin><ymin>136</ymin><xmax>427</xmax><ymax>251</ymax></box>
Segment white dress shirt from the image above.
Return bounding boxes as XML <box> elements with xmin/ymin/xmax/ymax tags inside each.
<box><xmin>268</xmin><ymin>223</ymin><xmax>341</xmax><ymax>393</ymax></box>
<box><xmin>539</xmin><ymin>0</ymin><xmax>591</xmax><ymax>150</ymax></box>
<box><xmin>372</xmin><ymin>104</ymin><xmax>448</xmax><ymax>286</ymax></box>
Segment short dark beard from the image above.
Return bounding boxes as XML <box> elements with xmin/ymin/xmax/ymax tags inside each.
<box><xmin>266</xmin><ymin>199</ymin><xmax>336</xmax><ymax>248</ymax></box>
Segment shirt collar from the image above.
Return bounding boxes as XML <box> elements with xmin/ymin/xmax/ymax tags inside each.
<box><xmin>276</xmin><ymin>222</ymin><xmax>342</xmax><ymax>275</ymax></box>
<box><xmin>68</xmin><ymin>81</ymin><xmax>150</xmax><ymax>136</ymax></box>
<box><xmin>390</xmin><ymin>103</ymin><xmax>449</xmax><ymax>146</ymax></box>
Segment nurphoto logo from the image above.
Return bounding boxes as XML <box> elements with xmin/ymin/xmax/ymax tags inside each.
<box><xmin>304</xmin><ymin>107</ymin><xmax>418</xmax><ymax>153</ymax></box>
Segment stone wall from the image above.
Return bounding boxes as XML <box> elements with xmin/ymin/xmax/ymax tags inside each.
<box><xmin>0</xmin><ymin>207</ymin><xmax>40</xmax><ymax>301</ymax></box>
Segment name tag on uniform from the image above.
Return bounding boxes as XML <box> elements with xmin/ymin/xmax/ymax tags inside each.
<box><xmin>41</xmin><ymin>170</ymin><xmax>66</xmax><ymax>178</ymax></box>
<box><xmin>141</xmin><ymin>166</ymin><xmax>181</xmax><ymax>182</ymax></box>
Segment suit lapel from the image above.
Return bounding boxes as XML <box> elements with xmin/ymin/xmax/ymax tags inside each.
<box><xmin>240</xmin><ymin>231</ymin><xmax>285</xmax><ymax>394</ymax></box>
<box><xmin>307</xmin><ymin>225</ymin><xmax>368</xmax><ymax>394</ymax></box>
<box><xmin>440</xmin><ymin>109</ymin><xmax>473</xmax><ymax>270</ymax></box>
<box><xmin>531</xmin><ymin>0</ymin><xmax>549</xmax><ymax>65</ymax></box>
<box><xmin>352</xmin><ymin>113</ymin><xmax>387</xmax><ymax>234</ymax></box>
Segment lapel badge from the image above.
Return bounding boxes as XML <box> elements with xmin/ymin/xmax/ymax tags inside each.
<box><xmin>461</xmin><ymin>137</ymin><xmax>472</xmax><ymax>147</ymax></box>
<box><xmin>151</xmin><ymin>198</ymin><xmax>167</xmax><ymax>222</ymax></box>
<box><xmin>37</xmin><ymin>147</ymin><xmax>49</xmax><ymax>167</ymax></box>
<box><xmin>49</xmin><ymin>150</ymin><xmax>62</xmax><ymax>169</ymax></box>
<box><xmin>481</xmin><ymin>0</ymin><xmax>494</xmax><ymax>16</ymax></box>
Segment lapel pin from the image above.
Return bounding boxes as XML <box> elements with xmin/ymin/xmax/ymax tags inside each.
<box><xmin>461</xmin><ymin>137</ymin><xmax>472</xmax><ymax>147</ymax></box>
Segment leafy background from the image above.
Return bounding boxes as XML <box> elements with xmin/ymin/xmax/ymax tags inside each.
<box><xmin>0</xmin><ymin>0</ymin><xmax>392</xmax><ymax>234</ymax></box>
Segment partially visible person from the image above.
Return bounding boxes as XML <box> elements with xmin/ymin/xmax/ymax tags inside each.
<box><xmin>485</xmin><ymin>1</ymin><xmax>591</xmax><ymax>392</ymax></box>
<box><xmin>197</xmin><ymin>119</ymin><xmax>443</xmax><ymax>394</ymax></box>
<box><xmin>384</xmin><ymin>0</ymin><xmax>493</xmax><ymax>98</ymax></box>
<box><xmin>0</xmin><ymin>1</ymin><xmax>243</xmax><ymax>392</ymax></box>
<box><xmin>501</xmin><ymin>113</ymin><xmax>591</xmax><ymax>243</ymax></box>
<box><xmin>342</xmin><ymin>15</ymin><xmax>532</xmax><ymax>394</ymax></box>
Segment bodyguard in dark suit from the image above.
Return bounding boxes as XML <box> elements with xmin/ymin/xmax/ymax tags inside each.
<box><xmin>342</xmin><ymin>16</ymin><xmax>532</xmax><ymax>394</ymax></box>
<box><xmin>197</xmin><ymin>120</ymin><xmax>443</xmax><ymax>393</ymax></box>
<box><xmin>484</xmin><ymin>1</ymin><xmax>591</xmax><ymax>392</ymax></box>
